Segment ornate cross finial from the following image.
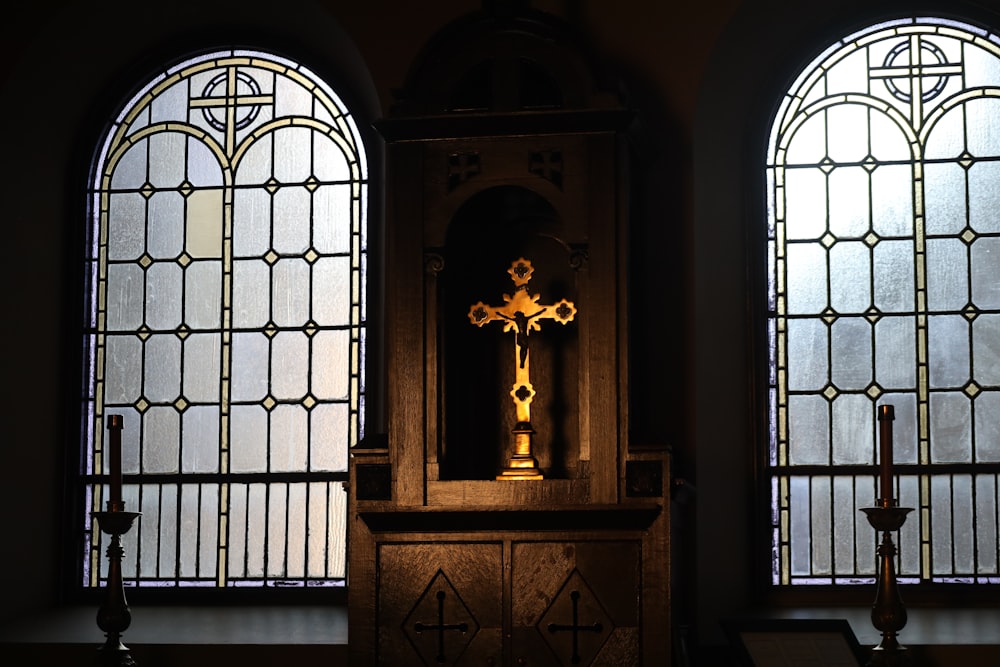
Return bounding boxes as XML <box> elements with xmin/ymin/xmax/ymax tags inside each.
<box><xmin>468</xmin><ymin>258</ymin><xmax>576</xmax><ymax>480</ymax></box>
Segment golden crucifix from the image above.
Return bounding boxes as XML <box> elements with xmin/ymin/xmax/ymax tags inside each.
<box><xmin>468</xmin><ymin>258</ymin><xmax>577</xmax><ymax>480</ymax></box>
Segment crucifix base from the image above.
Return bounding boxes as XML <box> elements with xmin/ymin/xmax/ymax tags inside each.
<box><xmin>497</xmin><ymin>423</ymin><xmax>544</xmax><ymax>480</ymax></box>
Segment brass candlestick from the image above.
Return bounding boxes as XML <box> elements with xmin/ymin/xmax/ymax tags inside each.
<box><xmin>93</xmin><ymin>501</ymin><xmax>141</xmax><ymax>666</ymax></box>
<box><xmin>860</xmin><ymin>505</ymin><xmax>912</xmax><ymax>666</ymax></box>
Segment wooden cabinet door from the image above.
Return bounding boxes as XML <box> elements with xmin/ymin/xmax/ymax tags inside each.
<box><xmin>511</xmin><ymin>540</ymin><xmax>641</xmax><ymax>666</ymax></box>
<box><xmin>377</xmin><ymin>542</ymin><xmax>503</xmax><ymax>665</ymax></box>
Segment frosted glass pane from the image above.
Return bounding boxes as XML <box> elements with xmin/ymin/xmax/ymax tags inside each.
<box><xmin>274</xmin><ymin>74</ymin><xmax>313</xmax><ymax>118</ymax></box>
<box><xmin>286</xmin><ymin>483</ymin><xmax>307</xmax><ymax>577</ymax></box>
<box><xmin>270</xmin><ymin>404</ymin><xmax>308</xmax><ymax>472</ymax></box>
<box><xmin>108</xmin><ymin>193</ymin><xmax>146</xmax><ymax>260</ymax></box>
<box><xmin>198</xmin><ymin>484</ymin><xmax>219</xmax><ymax>577</ymax></box>
<box><xmin>924</xmin><ymin>162</ymin><xmax>967</xmax><ymax>236</ymax></box>
<box><xmin>931</xmin><ymin>475</ymin><xmax>953</xmax><ymax>574</ymax></box>
<box><xmin>327</xmin><ymin>483</ymin><xmax>347</xmax><ymax>578</ymax></box>
<box><xmin>827</xmin><ymin>105</ymin><xmax>869</xmax><ymax>163</ymax></box>
<box><xmin>182</xmin><ymin>333</ymin><xmax>220</xmax><ymax>402</ymax></box>
<box><xmin>898</xmin><ymin>475</ymin><xmax>921</xmax><ymax>575</ymax></box>
<box><xmin>245</xmin><ymin>484</ymin><xmax>267</xmax><ymax>577</ymax></box>
<box><xmin>232</xmin><ymin>188</ymin><xmax>273</xmax><ymax>257</ymax></box>
<box><xmin>272</xmin><ymin>258</ymin><xmax>311</xmax><ymax>327</ymax></box>
<box><xmin>789</xmin><ymin>394</ymin><xmax>829</xmax><ymax>465</ymax></box>
<box><xmin>825</xmin><ymin>47</ymin><xmax>866</xmax><ymax>96</ymax></box>
<box><xmin>232</xmin><ymin>260</ymin><xmax>270</xmax><ymax>328</ymax></box>
<box><xmin>833</xmin><ymin>476</ymin><xmax>855</xmax><ymax>574</ymax></box>
<box><xmin>267</xmin><ymin>485</ymin><xmax>288</xmax><ymax>576</ymax></box>
<box><xmin>184</xmin><ymin>260</ymin><xmax>222</xmax><ymax>328</ymax></box>
<box><xmin>872</xmin><ymin>240</ymin><xmax>915</xmax><ymax>312</ymax></box>
<box><xmin>106</xmin><ymin>263</ymin><xmax>145</xmax><ymax>331</ymax></box>
<box><xmin>810</xmin><ymin>476</ymin><xmax>832</xmax><ymax>575</ymax></box>
<box><xmin>976</xmin><ymin>476</ymin><xmax>998</xmax><ymax>571</ymax></box>
<box><xmin>308</xmin><ymin>482</ymin><xmax>329</xmax><ymax>577</ymax></box>
<box><xmin>234</xmin><ymin>134</ymin><xmax>273</xmax><ymax>186</ymax></box>
<box><xmin>831</xmin><ymin>317</ymin><xmax>872</xmax><ymax>390</ymax></box>
<box><xmin>310</xmin><ymin>402</ymin><xmax>349</xmax><ymax>471</ymax></box>
<box><xmin>973</xmin><ymin>315</ymin><xmax>1000</xmax><ymax>386</ymax></box>
<box><xmin>118</xmin><ymin>408</ymin><xmax>142</xmax><ymax>475</ymax></box>
<box><xmin>832</xmin><ymin>394</ymin><xmax>873</xmax><ymax>465</ymax></box>
<box><xmin>870</xmin><ymin>113</ymin><xmax>911</xmax><ymax>162</ymax></box>
<box><xmin>147</xmin><ymin>191</ymin><xmax>185</xmax><ymax>259</ymax></box>
<box><xmin>110</xmin><ymin>141</ymin><xmax>148</xmax><ymax>190</ymax></box>
<box><xmin>312</xmin><ymin>330</ymin><xmax>349</xmax><ymax>400</ymax></box>
<box><xmin>875</xmin><ymin>316</ymin><xmax>916</xmax><ymax>388</ymax></box>
<box><xmin>187</xmin><ymin>139</ymin><xmax>224</xmax><ymax>187</ymax></box>
<box><xmin>953</xmin><ymin>476</ymin><xmax>975</xmax><ymax>574</ymax></box>
<box><xmin>829</xmin><ymin>169</ymin><xmax>870</xmax><ymax>239</ymax></box>
<box><xmin>274</xmin><ymin>126</ymin><xmax>313</xmax><ymax>183</ymax></box>
<box><xmin>880</xmin><ymin>393</ymin><xmax>919</xmax><ymax>464</ymax></box>
<box><xmin>785</xmin><ymin>115</ymin><xmax>826</xmax><ymax>165</ymax></box>
<box><xmin>179</xmin><ymin>485</ymin><xmax>199</xmax><ymax>577</ymax></box>
<box><xmin>146</xmin><ymin>262</ymin><xmax>183</xmax><ymax>329</ymax></box>
<box><xmin>789</xmin><ymin>476</ymin><xmax>812</xmax><ymax>576</ymax></box>
<box><xmin>144</xmin><ymin>334</ymin><xmax>181</xmax><ymax>401</ymax></box>
<box><xmin>228</xmin><ymin>484</ymin><xmax>248</xmax><ymax>577</ymax></box>
<box><xmin>186</xmin><ymin>189</ymin><xmax>224</xmax><ymax>258</ymax></box>
<box><xmin>930</xmin><ymin>392</ymin><xmax>972</xmax><ymax>463</ymax></box>
<box><xmin>181</xmin><ymin>406</ymin><xmax>219</xmax><ymax>473</ymax></box>
<box><xmin>272</xmin><ymin>188</ymin><xmax>311</xmax><ymax>255</ymax></box>
<box><xmin>230</xmin><ymin>333</ymin><xmax>269</xmax><ymax>401</ymax></box>
<box><xmin>871</xmin><ymin>164</ymin><xmax>913</xmax><ymax>236</ymax></box>
<box><xmin>969</xmin><ymin>162</ymin><xmax>1000</xmax><ymax>234</ymax></box>
<box><xmin>786</xmin><ymin>243</ymin><xmax>828</xmax><ymax>314</ymax></box>
<box><xmin>104</xmin><ymin>335</ymin><xmax>142</xmax><ymax>403</ymax></box>
<box><xmin>230</xmin><ymin>405</ymin><xmax>268</xmax><ymax>473</ymax></box>
<box><xmin>926</xmin><ymin>239</ymin><xmax>968</xmax><ymax>311</ymax></box>
<box><xmin>151</xmin><ymin>81</ymin><xmax>186</xmax><ymax>123</ymax></box>
<box><xmin>314</xmin><ymin>134</ymin><xmax>352</xmax><ymax>182</ymax></box>
<box><xmin>975</xmin><ymin>392</ymin><xmax>1000</xmax><ymax>462</ymax></box>
<box><xmin>139</xmin><ymin>486</ymin><xmax>162</xmax><ymax>577</ymax></box>
<box><xmin>158</xmin><ymin>485</ymin><xmax>179</xmax><ymax>578</ymax></box>
<box><xmin>924</xmin><ymin>104</ymin><xmax>965</xmax><ymax>160</ymax></box>
<box><xmin>271</xmin><ymin>332</ymin><xmax>308</xmax><ymax>400</ymax></box>
<box><xmin>143</xmin><ymin>407</ymin><xmax>180</xmax><ymax>473</ymax></box>
<box><xmin>928</xmin><ymin>315</ymin><xmax>970</xmax><ymax>389</ymax></box>
<box><xmin>149</xmin><ymin>132</ymin><xmax>186</xmax><ymax>188</ymax></box>
<box><xmin>312</xmin><ymin>184</ymin><xmax>352</xmax><ymax>254</ymax></box>
<box><xmin>312</xmin><ymin>256</ymin><xmax>350</xmax><ymax>326</ymax></box>
<box><xmin>854</xmin><ymin>479</ymin><xmax>877</xmax><ymax>573</ymax></box>
<box><xmin>784</xmin><ymin>169</ymin><xmax>827</xmax><ymax>239</ymax></box>
<box><xmin>829</xmin><ymin>242</ymin><xmax>870</xmax><ymax>313</ymax></box>
<box><xmin>971</xmin><ymin>237</ymin><xmax>1000</xmax><ymax>309</ymax></box>
<box><xmin>965</xmin><ymin>97</ymin><xmax>1000</xmax><ymax>156</ymax></box>
<box><xmin>787</xmin><ymin>318</ymin><xmax>829</xmax><ymax>391</ymax></box>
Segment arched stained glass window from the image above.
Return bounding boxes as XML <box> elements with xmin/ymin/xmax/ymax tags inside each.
<box><xmin>81</xmin><ymin>49</ymin><xmax>367</xmax><ymax>588</ymax></box>
<box><xmin>767</xmin><ymin>18</ymin><xmax>1000</xmax><ymax>585</ymax></box>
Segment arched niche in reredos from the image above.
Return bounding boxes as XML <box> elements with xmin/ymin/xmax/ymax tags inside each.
<box><xmin>438</xmin><ymin>185</ymin><xmax>581</xmax><ymax>481</ymax></box>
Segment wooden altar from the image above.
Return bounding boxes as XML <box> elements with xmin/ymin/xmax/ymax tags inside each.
<box><xmin>348</xmin><ymin>9</ymin><xmax>671</xmax><ymax>665</ymax></box>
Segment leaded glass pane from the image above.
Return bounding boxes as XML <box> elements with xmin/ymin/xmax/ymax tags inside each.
<box><xmin>768</xmin><ymin>18</ymin><xmax>1000</xmax><ymax>585</ymax></box>
<box><xmin>83</xmin><ymin>49</ymin><xmax>366</xmax><ymax>588</ymax></box>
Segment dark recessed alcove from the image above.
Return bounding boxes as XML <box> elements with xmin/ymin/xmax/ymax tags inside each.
<box><xmin>440</xmin><ymin>185</ymin><xmax>580</xmax><ymax>480</ymax></box>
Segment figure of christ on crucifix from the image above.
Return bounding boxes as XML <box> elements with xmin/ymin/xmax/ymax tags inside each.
<box><xmin>468</xmin><ymin>258</ymin><xmax>577</xmax><ymax>480</ymax></box>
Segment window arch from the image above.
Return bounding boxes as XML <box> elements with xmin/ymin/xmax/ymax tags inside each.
<box><xmin>82</xmin><ymin>49</ymin><xmax>368</xmax><ymax>588</ymax></box>
<box><xmin>767</xmin><ymin>17</ymin><xmax>1000</xmax><ymax>586</ymax></box>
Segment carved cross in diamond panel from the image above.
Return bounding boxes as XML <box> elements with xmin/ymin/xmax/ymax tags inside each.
<box><xmin>538</xmin><ymin>569</ymin><xmax>613</xmax><ymax>665</ymax></box>
<box><xmin>403</xmin><ymin>569</ymin><xmax>479</xmax><ymax>666</ymax></box>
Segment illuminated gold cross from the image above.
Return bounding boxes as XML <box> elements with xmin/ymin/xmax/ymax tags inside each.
<box><xmin>468</xmin><ymin>258</ymin><xmax>577</xmax><ymax>480</ymax></box>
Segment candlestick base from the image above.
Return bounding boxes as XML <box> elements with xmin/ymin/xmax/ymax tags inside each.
<box><xmin>860</xmin><ymin>505</ymin><xmax>912</xmax><ymax>667</ymax></box>
<box><xmin>92</xmin><ymin>509</ymin><xmax>141</xmax><ymax>667</ymax></box>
